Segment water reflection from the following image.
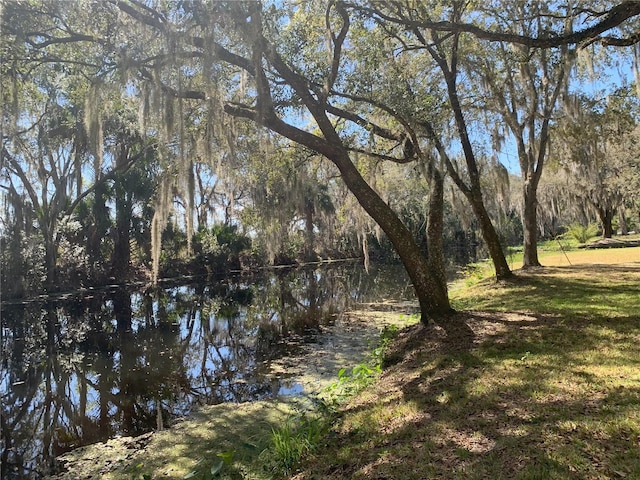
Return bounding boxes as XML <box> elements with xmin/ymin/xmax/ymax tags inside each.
<box><xmin>0</xmin><ymin>263</ymin><xmax>412</xmax><ymax>479</ymax></box>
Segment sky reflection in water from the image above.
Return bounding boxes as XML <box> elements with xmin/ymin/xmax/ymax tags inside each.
<box><xmin>0</xmin><ymin>263</ymin><xmax>413</xmax><ymax>479</ymax></box>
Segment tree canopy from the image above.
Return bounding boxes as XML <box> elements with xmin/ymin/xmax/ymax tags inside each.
<box><xmin>2</xmin><ymin>0</ymin><xmax>640</xmax><ymax>321</ymax></box>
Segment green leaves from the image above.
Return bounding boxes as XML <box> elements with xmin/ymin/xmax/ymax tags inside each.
<box><xmin>181</xmin><ymin>450</ymin><xmax>234</xmax><ymax>479</ymax></box>
<box><xmin>216</xmin><ymin>450</ymin><xmax>235</xmax><ymax>466</ymax></box>
<box><xmin>566</xmin><ymin>223</ymin><xmax>599</xmax><ymax>244</ymax></box>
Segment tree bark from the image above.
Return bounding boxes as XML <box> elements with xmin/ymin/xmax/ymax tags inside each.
<box><xmin>425</xmin><ymin>167</ymin><xmax>449</xmax><ymax>306</ymax></box>
<box><xmin>597</xmin><ymin>206</ymin><xmax>615</xmax><ymax>238</ymax></box>
<box><xmin>522</xmin><ymin>180</ymin><xmax>542</xmax><ymax>267</ymax></box>
<box><xmin>468</xmin><ymin>190</ymin><xmax>513</xmax><ymax>279</ymax></box>
<box><xmin>330</xmin><ymin>149</ymin><xmax>453</xmax><ymax>323</ymax></box>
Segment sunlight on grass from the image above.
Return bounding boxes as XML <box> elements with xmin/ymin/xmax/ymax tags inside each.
<box><xmin>507</xmin><ymin>239</ymin><xmax>640</xmax><ymax>268</ymax></box>
<box><xmin>296</xmin><ymin>254</ymin><xmax>640</xmax><ymax>480</ymax></box>
<box><xmin>451</xmin><ymin>263</ymin><xmax>640</xmax><ymax>319</ymax></box>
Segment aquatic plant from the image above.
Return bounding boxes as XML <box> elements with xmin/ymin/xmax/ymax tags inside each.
<box><xmin>263</xmin><ymin>323</ymin><xmax>401</xmax><ymax>476</ymax></box>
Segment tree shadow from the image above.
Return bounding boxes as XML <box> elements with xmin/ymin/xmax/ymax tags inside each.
<box><xmin>300</xmin><ymin>305</ymin><xmax>640</xmax><ymax>479</ymax></box>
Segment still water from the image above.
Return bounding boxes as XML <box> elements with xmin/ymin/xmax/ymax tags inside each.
<box><xmin>1</xmin><ymin>263</ymin><xmax>415</xmax><ymax>479</ymax></box>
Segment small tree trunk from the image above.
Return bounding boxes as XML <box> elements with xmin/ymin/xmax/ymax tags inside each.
<box><xmin>597</xmin><ymin>207</ymin><xmax>615</xmax><ymax>238</ymax></box>
<box><xmin>522</xmin><ymin>182</ymin><xmax>542</xmax><ymax>268</ymax></box>
<box><xmin>88</xmin><ymin>182</ymin><xmax>110</xmax><ymax>275</ymax></box>
<box><xmin>197</xmin><ymin>206</ymin><xmax>207</xmax><ymax>231</ymax></box>
<box><xmin>618</xmin><ymin>207</ymin><xmax>628</xmax><ymax>235</ymax></box>
<box><xmin>304</xmin><ymin>202</ymin><xmax>317</xmax><ymax>262</ymax></box>
<box><xmin>6</xmin><ymin>228</ymin><xmax>25</xmax><ymax>298</ymax></box>
<box><xmin>468</xmin><ymin>191</ymin><xmax>513</xmax><ymax>279</ymax></box>
<box><xmin>43</xmin><ymin>229</ymin><xmax>57</xmax><ymax>292</ymax></box>
<box><xmin>112</xmin><ymin>146</ymin><xmax>131</xmax><ymax>280</ymax></box>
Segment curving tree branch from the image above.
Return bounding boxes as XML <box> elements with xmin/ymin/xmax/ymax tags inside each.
<box><xmin>349</xmin><ymin>1</ymin><xmax>640</xmax><ymax>48</ymax></box>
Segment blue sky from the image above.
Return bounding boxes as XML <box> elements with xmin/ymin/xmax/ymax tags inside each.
<box><xmin>496</xmin><ymin>51</ymin><xmax>636</xmax><ymax>175</ymax></box>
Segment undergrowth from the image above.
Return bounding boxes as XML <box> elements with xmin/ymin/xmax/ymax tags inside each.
<box><xmin>261</xmin><ymin>323</ymin><xmax>401</xmax><ymax>477</ymax></box>
<box><xmin>293</xmin><ymin>260</ymin><xmax>640</xmax><ymax>480</ymax></box>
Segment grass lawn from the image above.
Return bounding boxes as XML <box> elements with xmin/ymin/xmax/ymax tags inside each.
<box><xmin>292</xmin><ymin>249</ymin><xmax>640</xmax><ymax>479</ymax></box>
<box><xmin>506</xmin><ymin>238</ymin><xmax>640</xmax><ymax>270</ymax></box>
<box><xmin>534</xmin><ymin>245</ymin><xmax>640</xmax><ymax>267</ymax></box>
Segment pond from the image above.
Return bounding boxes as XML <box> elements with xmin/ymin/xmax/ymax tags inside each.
<box><xmin>0</xmin><ymin>262</ymin><xmax>416</xmax><ymax>480</ymax></box>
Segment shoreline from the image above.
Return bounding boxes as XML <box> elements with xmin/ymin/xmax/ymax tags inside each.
<box><xmin>45</xmin><ymin>303</ymin><xmax>419</xmax><ymax>480</ymax></box>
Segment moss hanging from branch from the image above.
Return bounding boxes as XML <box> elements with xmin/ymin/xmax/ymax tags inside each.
<box><xmin>151</xmin><ymin>169</ymin><xmax>174</xmax><ymax>283</ymax></box>
<box><xmin>83</xmin><ymin>83</ymin><xmax>103</xmax><ymax>176</ymax></box>
<box><xmin>138</xmin><ymin>82</ymin><xmax>151</xmax><ymax>135</ymax></box>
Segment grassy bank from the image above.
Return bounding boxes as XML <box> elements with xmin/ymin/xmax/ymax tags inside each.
<box><xmin>506</xmin><ymin>236</ymin><xmax>640</xmax><ymax>270</ymax></box>
<box><xmin>457</xmin><ymin>244</ymin><xmax>639</xmax><ymax>289</ymax></box>
<box><xmin>50</xmin><ymin>249</ymin><xmax>640</xmax><ymax>479</ymax></box>
<box><xmin>49</xmin><ymin>305</ymin><xmax>417</xmax><ymax>480</ymax></box>
<box><xmin>293</xmin><ymin>252</ymin><xmax>640</xmax><ymax>479</ymax></box>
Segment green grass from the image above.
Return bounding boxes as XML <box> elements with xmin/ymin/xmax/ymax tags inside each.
<box><xmin>506</xmin><ymin>233</ymin><xmax>640</xmax><ymax>269</ymax></box>
<box><xmin>451</xmin><ymin>263</ymin><xmax>640</xmax><ymax>316</ymax></box>
<box><xmin>263</xmin><ymin>413</ymin><xmax>330</xmax><ymax>476</ymax></box>
<box><xmin>293</xmin><ymin>255</ymin><xmax>640</xmax><ymax>480</ymax></box>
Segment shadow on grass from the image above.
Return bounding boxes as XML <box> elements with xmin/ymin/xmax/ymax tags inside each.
<box><xmin>391</xmin><ymin>334</ymin><xmax>640</xmax><ymax>479</ymax></box>
<box><xmin>453</xmin><ymin>264</ymin><xmax>640</xmax><ymax>320</ymax></box>
<box><xmin>298</xmin><ymin>270</ymin><xmax>640</xmax><ymax>480</ymax></box>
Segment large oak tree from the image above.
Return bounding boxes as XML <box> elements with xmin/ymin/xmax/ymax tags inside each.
<box><xmin>3</xmin><ymin>0</ymin><xmax>640</xmax><ymax>321</ymax></box>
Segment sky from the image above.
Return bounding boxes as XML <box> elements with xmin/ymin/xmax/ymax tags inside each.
<box><xmin>496</xmin><ymin>51</ymin><xmax>636</xmax><ymax>175</ymax></box>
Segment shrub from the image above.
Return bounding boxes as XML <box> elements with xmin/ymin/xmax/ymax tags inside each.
<box><xmin>566</xmin><ymin>223</ymin><xmax>599</xmax><ymax>243</ymax></box>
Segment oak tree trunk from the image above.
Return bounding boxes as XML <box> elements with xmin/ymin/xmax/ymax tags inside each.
<box><xmin>425</xmin><ymin>167</ymin><xmax>449</xmax><ymax>306</ymax></box>
<box><xmin>522</xmin><ymin>182</ymin><xmax>542</xmax><ymax>268</ymax></box>
<box><xmin>468</xmin><ymin>190</ymin><xmax>513</xmax><ymax>279</ymax></box>
<box><xmin>597</xmin><ymin>207</ymin><xmax>615</xmax><ymax>238</ymax></box>
<box><xmin>330</xmin><ymin>150</ymin><xmax>453</xmax><ymax>323</ymax></box>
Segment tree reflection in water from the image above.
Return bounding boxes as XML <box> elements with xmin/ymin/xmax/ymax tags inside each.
<box><xmin>0</xmin><ymin>263</ymin><xmax>412</xmax><ymax>479</ymax></box>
